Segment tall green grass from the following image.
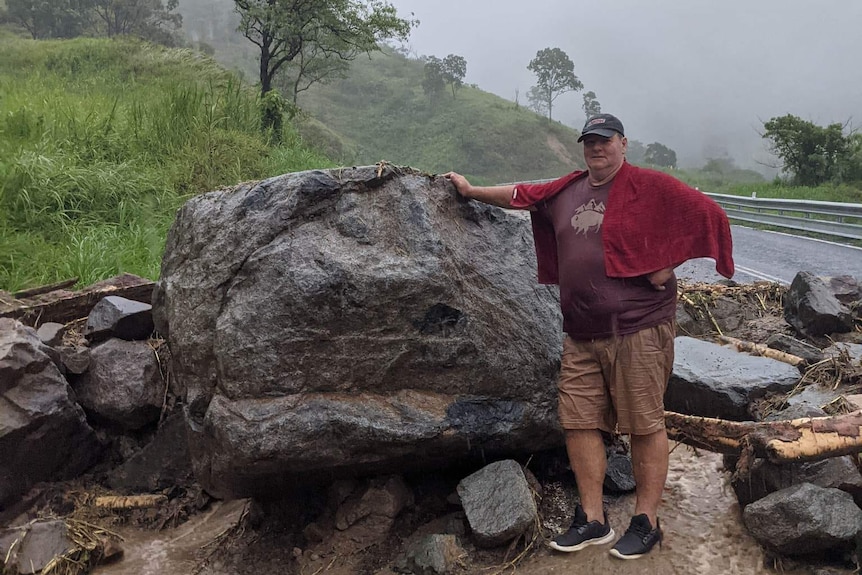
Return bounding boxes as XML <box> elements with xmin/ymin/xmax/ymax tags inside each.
<box><xmin>0</xmin><ymin>36</ymin><xmax>332</xmax><ymax>291</ymax></box>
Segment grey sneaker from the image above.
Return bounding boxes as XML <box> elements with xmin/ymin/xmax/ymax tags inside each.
<box><xmin>549</xmin><ymin>504</ymin><xmax>615</xmax><ymax>552</ymax></box>
<box><xmin>609</xmin><ymin>513</ymin><xmax>663</xmax><ymax>560</ymax></box>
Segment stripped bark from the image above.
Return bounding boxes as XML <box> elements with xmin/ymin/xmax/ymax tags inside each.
<box><xmin>665</xmin><ymin>410</ymin><xmax>862</xmax><ymax>472</ymax></box>
<box><xmin>717</xmin><ymin>335</ymin><xmax>806</xmax><ymax>367</ymax></box>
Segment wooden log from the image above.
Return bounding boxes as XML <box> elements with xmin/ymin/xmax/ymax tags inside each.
<box><xmin>0</xmin><ymin>273</ymin><xmax>155</xmax><ymax>326</ymax></box>
<box><xmin>94</xmin><ymin>494</ymin><xmax>167</xmax><ymax>509</ymax></box>
<box><xmin>665</xmin><ymin>410</ymin><xmax>862</xmax><ymax>464</ymax></box>
<box><xmin>12</xmin><ymin>278</ymin><xmax>78</xmax><ymax>299</ymax></box>
<box><xmin>717</xmin><ymin>335</ymin><xmax>806</xmax><ymax>367</ymax></box>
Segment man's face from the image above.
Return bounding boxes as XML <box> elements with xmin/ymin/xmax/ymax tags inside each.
<box><xmin>582</xmin><ymin>133</ymin><xmax>627</xmax><ymax>173</ymax></box>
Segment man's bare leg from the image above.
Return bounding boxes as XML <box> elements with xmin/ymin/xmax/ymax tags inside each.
<box><xmin>630</xmin><ymin>428</ymin><xmax>669</xmax><ymax>527</ymax></box>
<box><xmin>564</xmin><ymin>429</ymin><xmax>608</xmax><ymax>523</ymax></box>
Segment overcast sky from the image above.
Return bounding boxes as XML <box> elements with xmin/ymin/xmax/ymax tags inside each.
<box><xmin>387</xmin><ymin>0</ymin><xmax>862</xmax><ymax>172</ymax></box>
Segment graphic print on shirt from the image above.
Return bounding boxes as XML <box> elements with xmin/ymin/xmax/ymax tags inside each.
<box><xmin>570</xmin><ymin>198</ymin><xmax>605</xmax><ymax>235</ymax></box>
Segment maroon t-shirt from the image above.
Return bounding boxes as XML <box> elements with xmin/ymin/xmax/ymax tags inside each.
<box><xmin>535</xmin><ymin>177</ymin><xmax>677</xmax><ymax>340</ymax></box>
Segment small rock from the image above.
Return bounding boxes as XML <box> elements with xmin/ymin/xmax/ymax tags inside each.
<box><xmin>604</xmin><ymin>452</ymin><xmax>636</xmax><ymax>493</ymax></box>
<box><xmin>85</xmin><ymin>295</ymin><xmax>154</xmax><ymax>342</ymax></box>
<box><xmin>396</xmin><ymin>534</ymin><xmax>465</xmax><ymax>575</ymax></box>
<box><xmin>764</xmin><ymin>333</ymin><xmax>824</xmax><ymax>365</ymax></box>
<box><xmin>35</xmin><ymin>322</ymin><xmax>65</xmax><ymax>346</ymax></box>
<box><xmin>457</xmin><ymin>459</ymin><xmax>537</xmax><ymax>548</ymax></box>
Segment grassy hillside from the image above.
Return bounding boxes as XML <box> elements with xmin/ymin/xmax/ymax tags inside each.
<box><xmin>0</xmin><ymin>35</ymin><xmax>332</xmax><ymax>291</ymax></box>
<box><xmin>297</xmin><ymin>48</ymin><xmax>585</xmax><ymax>185</ymax></box>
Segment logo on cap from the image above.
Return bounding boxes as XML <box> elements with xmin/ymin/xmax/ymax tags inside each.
<box><xmin>587</xmin><ymin>118</ymin><xmax>606</xmax><ymax>126</ymax></box>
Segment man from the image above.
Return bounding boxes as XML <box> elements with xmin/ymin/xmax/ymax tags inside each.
<box><xmin>445</xmin><ymin>113</ymin><xmax>733</xmax><ymax>560</ymax></box>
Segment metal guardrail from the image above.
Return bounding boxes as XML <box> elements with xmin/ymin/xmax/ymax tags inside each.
<box><xmin>497</xmin><ymin>178</ymin><xmax>862</xmax><ymax>242</ymax></box>
<box><xmin>704</xmin><ymin>193</ymin><xmax>862</xmax><ymax>242</ymax></box>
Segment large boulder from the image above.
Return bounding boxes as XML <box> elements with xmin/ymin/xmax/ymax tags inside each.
<box><xmin>665</xmin><ymin>337</ymin><xmax>801</xmax><ymax>420</ymax></box>
<box><xmin>0</xmin><ymin>319</ymin><xmax>101</xmax><ymax>509</ymax></box>
<box><xmin>784</xmin><ymin>271</ymin><xmax>855</xmax><ymax>337</ymax></box>
<box><xmin>154</xmin><ymin>165</ymin><xmax>563</xmax><ymax>499</ymax></box>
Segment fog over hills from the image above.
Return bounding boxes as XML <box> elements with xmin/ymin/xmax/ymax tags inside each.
<box><xmin>387</xmin><ymin>0</ymin><xmax>862</xmax><ymax>173</ymax></box>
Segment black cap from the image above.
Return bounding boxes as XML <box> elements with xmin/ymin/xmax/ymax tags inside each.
<box><xmin>578</xmin><ymin>113</ymin><xmax>625</xmax><ymax>142</ymax></box>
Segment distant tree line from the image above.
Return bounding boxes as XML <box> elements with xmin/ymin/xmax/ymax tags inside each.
<box><xmin>762</xmin><ymin>114</ymin><xmax>862</xmax><ymax>186</ymax></box>
<box><xmin>2</xmin><ymin>0</ymin><xmax>183</xmax><ymax>45</ymax></box>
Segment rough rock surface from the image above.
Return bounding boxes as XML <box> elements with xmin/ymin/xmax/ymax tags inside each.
<box><xmin>456</xmin><ymin>459</ymin><xmax>537</xmax><ymax>548</ymax></box>
<box><xmin>396</xmin><ymin>534</ymin><xmax>466</xmax><ymax>575</ymax></box>
<box><xmin>107</xmin><ymin>411</ymin><xmax>193</xmax><ymax>492</ymax></box>
<box><xmin>153</xmin><ymin>166</ymin><xmax>563</xmax><ymax>499</ymax></box>
<box><xmin>743</xmin><ymin>482</ymin><xmax>862</xmax><ymax>556</ymax></box>
<box><xmin>84</xmin><ymin>295</ymin><xmax>154</xmax><ymax>342</ymax></box>
<box><xmin>665</xmin><ymin>336</ymin><xmax>801</xmax><ymax>420</ymax></box>
<box><xmin>73</xmin><ymin>338</ymin><xmax>164</xmax><ymax>430</ymax></box>
<box><xmin>0</xmin><ymin>519</ymin><xmax>72</xmax><ymax>574</ymax></box>
<box><xmin>0</xmin><ymin>319</ymin><xmax>100</xmax><ymax>509</ymax></box>
<box><xmin>784</xmin><ymin>271</ymin><xmax>854</xmax><ymax>337</ymax></box>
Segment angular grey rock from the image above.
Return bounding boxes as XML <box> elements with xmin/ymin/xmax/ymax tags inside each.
<box><xmin>666</xmin><ymin>337</ymin><xmax>801</xmax><ymax>420</ymax></box>
<box><xmin>0</xmin><ymin>319</ymin><xmax>101</xmax><ymax>509</ymax></box>
<box><xmin>784</xmin><ymin>271</ymin><xmax>854</xmax><ymax>337</ymax></box>
<box><xmin>56</xmin><ymin>344</ymin><xmax>90</xmax><ymax>374</ymax></box>
<box><xmin>457</xmin><ymin>459</ymin><xmax>537</xmax><ymax>548</ymax></box>
<box><xmin>396</xmin><ymin>534</ymin><xmax>466</xmax><ymax>575</ymax></box>
<box><xmin>827</xmin><ymin>275</ymin><xmax>861</xmax><ymax>305</ymax></box>
<box><xmin>0</xmin><ymin>520</ymin><xmax>72</xmax><ymax>575</ymax></box>
<box><xmin>764</xmin><ymin>333</ymin><xmax>824</xmax><ymax>365</ymax></box>
<box><xmin>85</xmin><ymin>295</ymin><xmax>154</xmax><ymax>342</ymax></box>
<box><xmin>823</xmin><ymin>342</ymin><xmax>862</xmax><ymax>364</ymax></box>
<box><xmin>107</xmin><ymin>410</ymin><xmax>193</xmax><ymax>492</ymax></box>
<box><xmin>73</xmin><ymin>338</ymin><xmax>164</xmax><ymax>430</ymax></box>
<box><xmin>153</xmin><ymin>166</ymin><xmax>563</xmax><ymax>498</ymax></box>
<box><xmin>743</xmin><ymin>483</ymin><xmax>862</xmax><ymax>556</ymax></box>
<box><xmin>35</xmin><ymin>322</ymin><xmax>65</xmax><ymax>346</ymax></box>
<box><xmin>604</xmin><ymin>452</ymin><xmax>636</xmax><ymax>493</ymax></box>
<box><xmin>334</xmin><ymin>476</ymin><xmax>413</xmax><ymax>531</ymax></box>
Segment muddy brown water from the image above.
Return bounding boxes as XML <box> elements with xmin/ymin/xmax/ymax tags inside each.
<box><xmin>92</xmin><ymin>446</ymin><xmax>794</xmax><ymax>575</ymax></box>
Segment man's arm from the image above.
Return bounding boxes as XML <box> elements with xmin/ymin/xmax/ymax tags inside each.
<box><xmin>443</xmin><ymin>172</ymin><xmax>515</xmax><ymax>208</ymax></box>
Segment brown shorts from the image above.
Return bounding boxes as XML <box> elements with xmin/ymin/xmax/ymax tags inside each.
<box><xmin>557</xmin><ymin>321</ymin><xmax>675</xmax><ymax>435</ymax></box>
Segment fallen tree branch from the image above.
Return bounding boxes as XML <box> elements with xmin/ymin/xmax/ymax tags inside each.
<box><xmin>665</xmin><ymin>410</ymin><xmax>862</xmax><ymax>464</ymax></box>
<box><xmin>94</xmin><ymin>494</ymin><xmax>167</xmax><ymax>509</ymax></box>
<box><xmin>0</xmin><ymin>273</ymin><xmax>154</xmax><ymax>326</ymax></box>
<box><xmin>717</xmin><ymin>335</ymin><xmax>805</xmax><ymax>367</ymax></box>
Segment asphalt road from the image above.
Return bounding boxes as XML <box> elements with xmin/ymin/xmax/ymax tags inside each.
<box><xmin>676</xmin><ymin>225</ymin><xmax>862</xmax><ymax>285</ymax></box>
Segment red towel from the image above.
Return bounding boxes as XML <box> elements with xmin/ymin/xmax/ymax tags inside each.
<box><xmin>511</xmin><ymin>162</ymin><xmax>735</xmax><ymax>284</ymax></box>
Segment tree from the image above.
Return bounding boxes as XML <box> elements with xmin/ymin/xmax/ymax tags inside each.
<box><xmin>644</xmin><ymin>142</ymin><xmax>677</xmax><ymax>168</ymax></box>
<box><xmin>626</xmin><ymin>139</ymin><xmax>647</xmax><ymax>165</ymax></box>
<box><xmin>5</xmin><ymin>0</ymin><xmax>92</xmax><ymax>39</ymax></box>
<box><xmin>91</xmin><ymin>0</ymin><xmax>182</xmax><ymax>42</ymax></box>
<box><xmin>762</xmin><ymin>114</ymin><xmax>853</xmax><ymax>186</ymax></box>
<box><xmin>421</xmin><ymin>56</ymin><xmax>446</xmax><ymax>104</ymax></box>
<box><xmin>526</xmin><ymin>47</ymin><xmax>583</xmax><ymax>121</ymax></box>
<box><xmin>582</xmin><ymin>90</ymin><xmax>601</xmax><ymax>119</ymax></box>
<box><xmin>234</xmin><ymin>0</ymin><xmax>415</xmax><ymax>102</ymax></box>
<box><xmin>440</xmin><ymin>54</ymin><xmax>466</xmax><ymax>99</ymax></box>
<box><xmin>525</xmin><ymin>85</ymin><xmax>548</xmax><ymax>118</ymax></box>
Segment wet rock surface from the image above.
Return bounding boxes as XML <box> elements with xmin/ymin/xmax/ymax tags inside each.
<box><xmin>743</xmin><ymin>483</ymin><xmax>862</xmax><ymax>556</ymax></box>
<box><xmin>153</xmin><ymin>166</ymin><xmax>563</xmax><ymax>499</ymax></box>
<box><xmin>666</xmin><ymin>336</ymin><xmax>802</xmax><ymax>420</ymax></box>
<box><xmin>456</xmin><ymin>459</ymin><xmax>537</xmax><ymax>548</ymax></box>
<box><xmin>72</xmin><ymin>338</ymin><xmax>165</xmax><ymax>430</ymax></box>
<box><xmin>784</xmin><ymin>271</ymin><xmax>855</xmax><ymax>337</ymax></box>
<box><xmin>0</xmin><ymin>318</ymin><xmax>101</xmax><ymax>509</ymax></box>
